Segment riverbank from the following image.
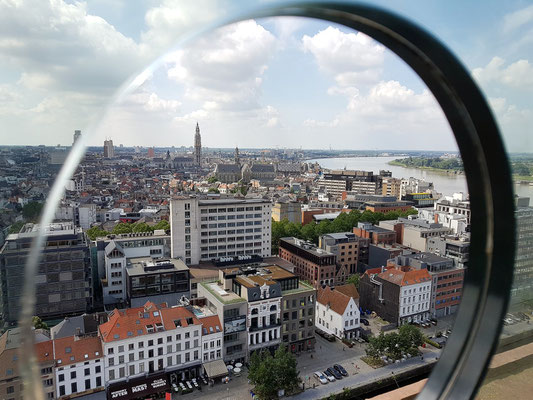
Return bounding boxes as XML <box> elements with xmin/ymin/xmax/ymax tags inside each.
<box><xmin>387</xmin><ymin>160</ymin><xmax>464</xmax><ymax>175</ymax></box>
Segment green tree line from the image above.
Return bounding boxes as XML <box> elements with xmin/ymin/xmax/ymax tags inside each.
<box><xmin>86</xmin><ymin>220</ymin><xmax>170</xmax><ymax>240</ymax></box>
<box><xmin>272</xmin><ymin>208</ymin><xmax>417</xmax><ymax>253</ymax></box>
<box><xmin>392</xmin><ymin>157</ymin><xmax>463</xmax><ymax>171</ymax></box>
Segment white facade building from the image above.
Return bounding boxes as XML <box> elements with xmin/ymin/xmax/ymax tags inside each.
<box><xmin>170</xmin><ymin>196</ymin><xmax>272</xmax><ymax>265</ymax></box>
<box><xmin>315</xmin><ymin>285</ymin><xmax>360</xmax><ymax>340</ymax></box>
<box><xmin>200</xmin><ymin>315</ymin><xmax>223</xmax><ymax>362</ymax></box>
<box><xmin>399</xmin><ymin>280</ymin><xmax>432</xmax><ymax>324</ymax></box>
<box><xmin>99</xmin><ymin>302</ymin><xmax>204</xmax><ymax>386</ymax></box>
<box><xmin>97</xmin><ymin>231</ymin><xmax>171</xmax><ymax>305</ymax></box>
<box><xmin>53</xmin><ymin>335</ymin><xmax>104</xmax><ymax>398</ymax></box>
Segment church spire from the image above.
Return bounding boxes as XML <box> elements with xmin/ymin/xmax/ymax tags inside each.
<box><xmin>235</xmin><ymin>146</ymin><xmax>240</xmax><ymax>165</ymax></box>
<box><xmin>194</xmin><ymin>123</ymin><xmax>201</xmax><ymax>166</ymax></box>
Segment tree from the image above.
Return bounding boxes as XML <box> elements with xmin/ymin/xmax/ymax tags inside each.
<box><xmin>112</xmin><ymin>222</ymin><xmax>133</xmax><ymax>234</ymax></box>
<box><xmin>273</xmin><ymin>345</ymin><xmax>300</xmax><ymax>394</ymax></box>
<box><xmin>208</xmin><ymin>187</ymin><xmax>220</xmax><ymax>193</ymax></box>
<box><xmin>365</xmin><ymin>325</ymin><xmax>424</xmax><ymax>361</ymax></box>
<box><xmin>346</xmin><ymin>274</ymin><xmax>360</xmax><ymax>289</ymax></box>
<box><xmin>32</xmin><ymin>316</ymin><xmax>48</xmax><ymax>330</ymax></box>
<box><xmin>86</xmin><ymin>226</ymin><xmax>109</xmax><ymax>240</ymax></box>
<box><xmin>248</xmin><ymin>346</ymin><xmax>300</xmax><ymax>399</ymax></box>
<box><xmin>132</xmin><ymin>222</ymin><xmax>153</xmax><ymax>233</ymax></box>
<box><xmin>207</xmin><ymin>176</ymin><xmax>218</xmax><ymax>184</ymax></box>
<box><xmin>153</xmin><ymin>220</ymin><xmax>170</xmax><ymax>231</ymax></box>
<box><xmin>8</xmin><ymin>221</ymin><xmax>24</xmax><ymax>234</ymax></box>
<box><xmin>22</xmin><ymin>201</ymin><xmax>43</xmax><ymax>221</ymax></box>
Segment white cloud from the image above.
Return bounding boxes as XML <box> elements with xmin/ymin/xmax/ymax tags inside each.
<box><xmin>488</xmin><ymin>97</ymin><xmax>532</xmax><ymax>152</ymax></box>
<box><xmin>503</xmin><ymin>4</ymin><xmax>533</xmax><ymax>33</ymax></box>
<box><xmin>165</xmin><ymin>20</ymin><xmax>278</xmax><ymax>119</ymax></box>
<box><xmin>140</xmin><ymin>0</ymin><xmax>224</xmax><ymax>57</ymax></box>
<box><xmin>302</xmin><ymin>27</ymin><xmax>385</xmax><ymax>87</ymax></box>
<box><xmin>473</xmin><ymin>56</ymin><xmax>533</xmax><ymax>89</ymax></box>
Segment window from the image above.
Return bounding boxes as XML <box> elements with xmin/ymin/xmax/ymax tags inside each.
<box><xmin>84</xmin><ymin>368</ymin><xmax>90</xmax><ymax>376</ymax></box>
<box><xmin>70</xmin><ymin>371</ymin><xmax>76</xmax><ymax>379</ymax></box>
<box><xmin>7</xmin><ymin>386</ymin><xmax>14</xmax><ymax>394</ymax></box>
<box><xmin>71</xmin><ymin>383</ymin><xmax>77</xmax><ymax>393</ymax></box>
<box><xmin>85</xmin><ymin>379</ymin><xmax>91</xmax><ymax>390</ymax></box>
<box><xmin>58</xmin><ymin>374</ymin><xmax>64</xmax><ymax>382</ymax></box>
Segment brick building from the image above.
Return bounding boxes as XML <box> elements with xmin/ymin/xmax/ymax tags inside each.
<box><xmin>278</xmin><ymin>237</ymin><xmax>336</xmax><ymax>288</ymax></box>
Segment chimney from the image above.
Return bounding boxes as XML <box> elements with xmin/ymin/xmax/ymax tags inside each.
<box><xmin>75</xmin><ymin>327</ymin><xmax>81</xmax><ymax>337</ymax></box>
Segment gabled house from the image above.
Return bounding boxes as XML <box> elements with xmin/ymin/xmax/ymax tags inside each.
<box><xmin>315</xmin><ymin>284</ymin><xmax>360</xmax><ymax>339</ymax></box>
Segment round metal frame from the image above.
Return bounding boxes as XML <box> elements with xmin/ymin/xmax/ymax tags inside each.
<box><xmin>19</xmin><ymin>2</ymin><xmax>515</xmax><ymax>400</ymax></box>
<box><xmin>235</xmin><ymin>2</ymin><xmax>516</xmax><ymax>399</ymax></box>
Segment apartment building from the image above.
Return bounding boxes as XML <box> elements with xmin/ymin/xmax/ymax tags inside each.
<box><xmin>200</xmin><ymin>315</ymin><xmax>223</xmax><ymax>363</ymax></box>
<box><xmin>393</xmin><ymin>253</ymin><xmax>465</xmax><ymax>317</ymax></box>
<box><xmin>353</xmin><ymin>222</ymin><xmax>397</xmax><ymax>245</ymax></box>
<box><xmin>99</xmin><ymin>301</ymin><xmax>203</xmax><ymax>398</ymax></box>
<box><xmin>125</xmin><ymin>257</ymin><xmax>190</xmax><ymax>307</ymax></box>
<box><xmin>319</xmin><ymin>232</ymin><xmax>361</xmax><ymax>283</ymax></box>
<box><xmin>0</xmin><ymin>222</ymin><xmax>92</xmax><ymax>323</ymax></box>
<box><xmin>379</xmin><ymin>217</ymin><xmax>452</xmax><ymax>252</ymax></box>
<box><xmin>53</xmin><ymin>335</ymin><xmax>104</xmax><ymax>398</ymax></box>
<box><xmin>93</xmin><ymin>230</ymin><xmax>171</xmax><ymax>305</ymax></box>
<box><xmin>232</xmin><ymin>275</ymin><xmax>282</xmax><ymax>353</ymax></box>
<box><xmin>278</xmin><ymin>237</ymin><xmax>336</xmax><ymax>288</ymax></box>
<box><xmin>198</xmin><ymin>281</ymin><xmax>249</xmax><ymax>363</ymax></box>
<box><xmin>170</xmin><ymin>196</ymin><xmax>272</xmax><ymax>265</ymax></box>
<box><xmin>434</xmin><ymin>193</ymin><xmax>471</xmax><ymax>224</ymax></box>
<box><xmin>381</xmin><ymin>177</ymin><xmax>402</xmax><ymax>198</ymax></box>
<box><xmin>359</xmin><ymin>265</ymin><xmax>432</xmax><ymax>326</ymax></box>
<box><xmin>0</xmin><ymin>328</ymin><xmax>55</xmax><ymax>400</ymax></box>
<box><xmin>427</xmin><ymin>235</ymin><xmax>470</xmax><ymax>268</ymax></box>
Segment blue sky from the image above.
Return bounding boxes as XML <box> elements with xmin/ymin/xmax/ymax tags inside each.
<box><xmin>0</xmin><ymin>1</ymin><xmax>531</xmax><ymax>152</ymax></box>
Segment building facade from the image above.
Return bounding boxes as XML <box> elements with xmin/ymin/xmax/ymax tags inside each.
<box><xmin>278</xmin><ymin>237</ymin><xmax>336</xmax><ymax>288</ymax></box>
<box><xmin>272</xmin><ymin>201</ymin><xmax>302</xmax><ymax>224</ymax></box>
<box><xmin>315</xmin><ymin>284</ymin><xmax>360</xmax><ymax>339</ymax></box>
<box><xmin>0</xmin><ymin>223</ymin><xmax>92</xmax><ymax>323</ymax></box>
<box><xmin>170</xmin><ymin>196</ymin><xmax>272</xmax><ymax>265</ymax></box>
<box><xmin>319</xmin><ymin>232</ymin><xmax>361</xmax><ymax>284</ymax></box>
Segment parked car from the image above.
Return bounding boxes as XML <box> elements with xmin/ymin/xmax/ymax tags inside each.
<box><xmin>327</xmin><ymin>367</ymin><xmax>342</xmax><ymax>380</ymax></box>
<box><xmin>360</xmin><ymin>318</ymin><xmax>370</xmax><ymax>326</ymax></box>
<box><xmin>333</xmin><ymin>364</ymin><xmax>348</xmax><ymax>377</ymax></box>
<box><xmin>314</xmin><ymin>371</ymin><xmax>328</xmax><ymax>385</ymax></box>
<box><xmin>323</xmin><ymin>370</ymin><xmax>336</xmax><ymax>382</ymax></box>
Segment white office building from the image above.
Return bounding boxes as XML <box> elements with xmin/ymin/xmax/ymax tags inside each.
<box><xmin>170</xmin><ymin>196</ymin><xmax>272</xmax><ymax>265</ymax></box>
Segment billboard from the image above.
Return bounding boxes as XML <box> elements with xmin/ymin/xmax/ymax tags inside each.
<box><xmin>224</xmin><ymin>317</ymin><xmax>246</xmax><ymax>333</ymax></box>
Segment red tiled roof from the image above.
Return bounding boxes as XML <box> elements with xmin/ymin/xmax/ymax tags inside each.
<box><xmin>99</xmin><ymin>301</ymin><xmax>200</xmax><ymax>343</ymax></box>
<box><xmin>53</xmin><ymin>336</ymin><xmax>102</xmax><ymax>367</ymax></box>
<box><xmin>317</xmin><ymin>286</ymin><xmax>353</xmax><ymax>315</ymax></box>
<box><xmin>199</xmin><ymin>315</ymin><xmax>222</xmax><ymax>336</ymax></box>
<box><xmin>35</xmin><ymin>340</ymin><xmax>54</xmax><ymax>363</ymax></box>
<box><xmin>335</xmin><ymin>283</ymin><xmax>360</xmax><ymax>299</ymax></box>
<box><xmin>378</xmin><ymin>268</ymin><xmax>431</xmax><ymax>286</ymax></box>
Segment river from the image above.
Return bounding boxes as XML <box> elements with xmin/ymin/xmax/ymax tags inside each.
<box><xmin>307</xmin><ymin>156</ymin><xmax>533</xmax><ymax>199</ymax></box>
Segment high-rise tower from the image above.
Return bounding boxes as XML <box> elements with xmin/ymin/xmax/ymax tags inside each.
<box><xmin>103</xmin><ymin>139</ymin><xmax>114</xmax><ymax>158</ymax></box>
<box><xmin>194</xmin><ymin>122</ymin><xmax>201</xmax><ymax>166</ymax></box>
<box><xmin>73</xmin><ymin>130</ymin><xmax>81</xmax><ymax>146</ymax></box>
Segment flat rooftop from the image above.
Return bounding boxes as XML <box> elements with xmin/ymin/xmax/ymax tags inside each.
<box><xmin>280</xmin><ymin>237</ymin><xmax>335</xmax><ymax>258</ymax></box>
<box><xmin>201</xmin><ymin>282</ymin><xmax>246</xmax><ymax>305</ymax></box>
<box><xmin>126</xmin><ymin>257</ymin><xmax>189</xmax><ymax>276</ymax></box>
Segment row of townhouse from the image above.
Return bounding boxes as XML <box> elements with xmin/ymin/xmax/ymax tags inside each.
<box><xmin>0</xmin><ymin>302</ymin><xmax>224</xmax><ymax>400</ymax></box>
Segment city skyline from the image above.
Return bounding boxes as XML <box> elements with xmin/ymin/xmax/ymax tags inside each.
<box><xmin>0</xmin><ymin>1</ymin><xmax>531</xmax><ymax>152</ymax></box>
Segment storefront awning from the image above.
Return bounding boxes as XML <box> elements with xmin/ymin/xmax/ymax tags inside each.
<box><xmin>203</xmin><ymin>359</ymin><xmax>229</xmax><ymax>379</ymax></box>
<box><xmin>107</xmin><ymin>372</ymin><xmax>169</xmax><ymax>400</ymax></box>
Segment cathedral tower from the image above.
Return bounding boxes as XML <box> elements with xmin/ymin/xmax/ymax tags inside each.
<box><xmin>194</xmin><ymin>122</ymin><xmax>201</xmax><ymax>165</ymax></box>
